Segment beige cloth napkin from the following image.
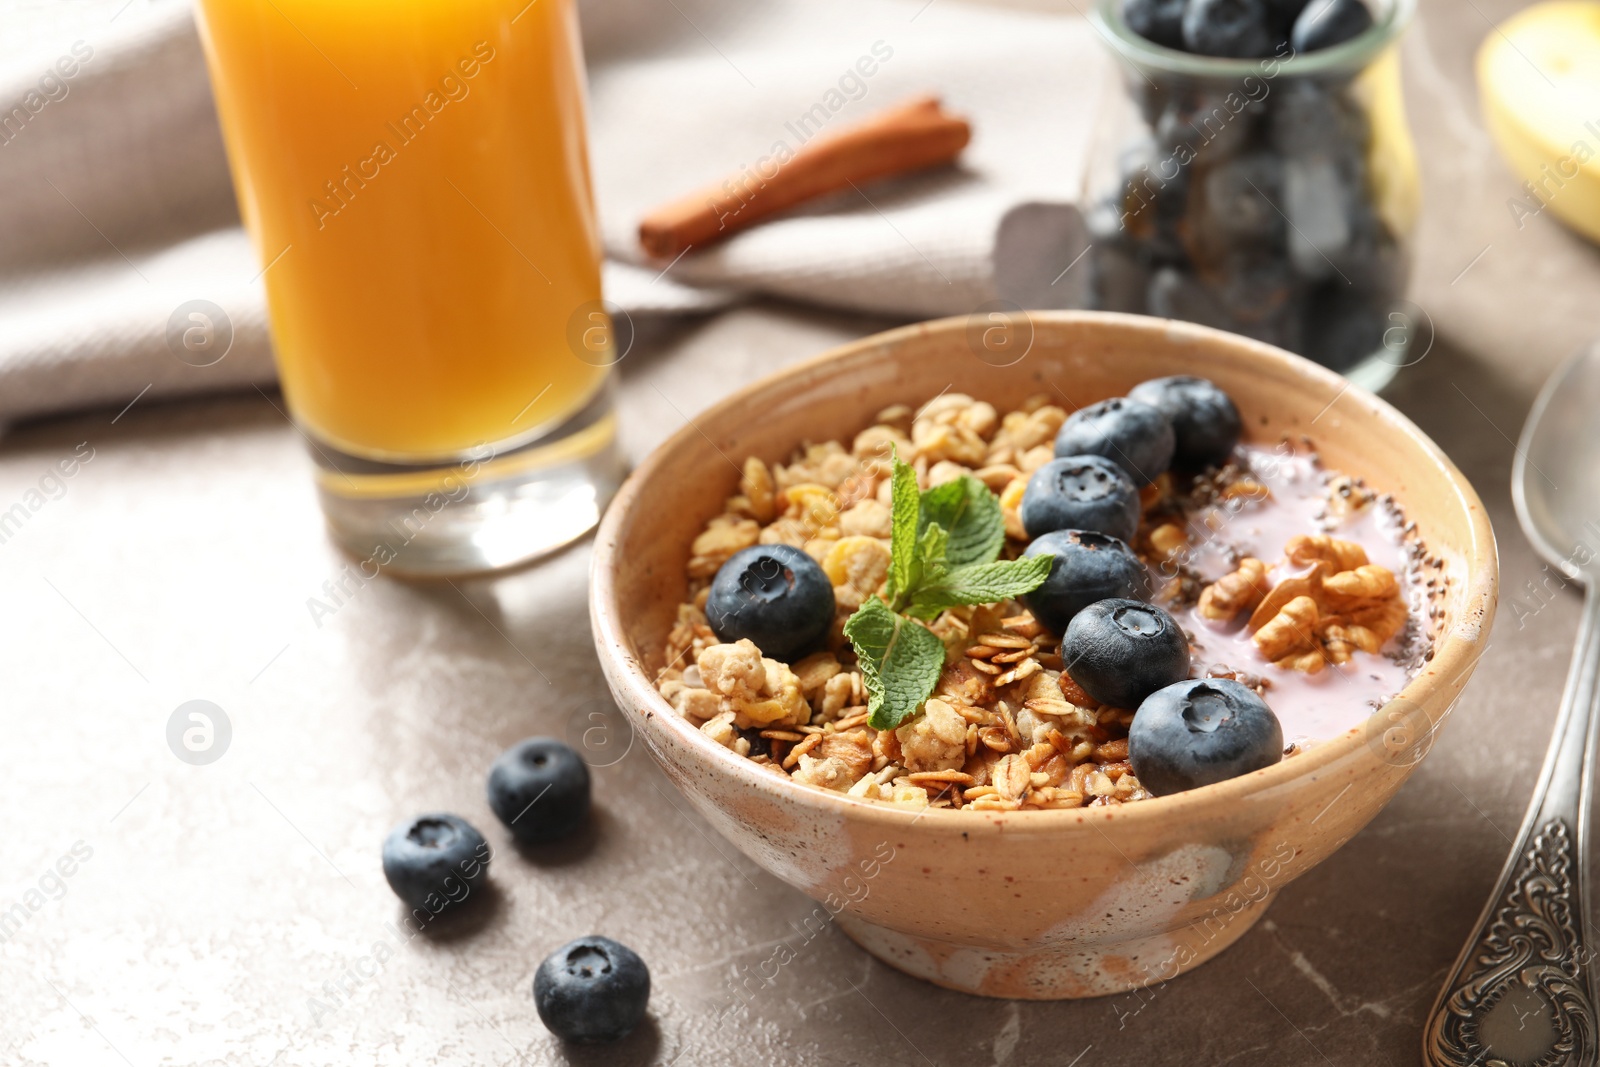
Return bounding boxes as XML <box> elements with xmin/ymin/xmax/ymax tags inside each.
<box><xmin>0</xmin><ymin>0</ymin><xmax>1102</xmax><ymax>423</ymax></box>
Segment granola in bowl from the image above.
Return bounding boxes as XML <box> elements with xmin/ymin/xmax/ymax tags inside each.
<box><xmin>654</xmin><ymin>381</ymin><xmax>1445</xmax><ymax>813</ymax></box>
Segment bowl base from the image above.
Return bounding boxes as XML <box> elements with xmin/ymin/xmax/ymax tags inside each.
<box><xmin>836</xmin><ymin>891</ymin><xmax>1276</xmax><ymax>1000</ymax></box>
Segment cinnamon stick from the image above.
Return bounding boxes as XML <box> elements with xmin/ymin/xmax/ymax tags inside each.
<box><xmin>637</xmin><ymin>95</ymin><xmax>971</xmax><ymax>259</ymax></box>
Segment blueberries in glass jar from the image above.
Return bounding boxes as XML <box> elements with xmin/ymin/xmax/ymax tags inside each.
<box><xmin>1053</xmin><ymin>398</ymin><xmax>1175</xmax><ymax>485</ymax></box>
<box><xmin>1129</xmin><ymin>678</ymin><xmax>1283</xmax><ymax>794</ymax></box>
<box><xmin>1021</xmin><ymin>455</ymin><xmax>1141</xmax><ymax>542</ymax></box>
<box><xmin>1291</xmin><ymin>0</ymin><xmax>1373</xmax><ymax>52</ymax></box>
<box><xmin>706</xmin><ymin>544</ymin><xmax>834</xmax><ymax>662</ymax></box>
<box><xmin>1062</xmin><ymin>599</ymin><xmax>1191</xmax><ymax>709</ymax></box>
<box><xmin>1123</xmin><ymin>0</ymin><xmax>1190</xmax><ymax>49</ymax></box>
<box><xmin>1128</xmin><ymin>376</ymin><xmax>1242</xmax><ymax>470</ymax></box>
<box><xmin>1021</xmin><ymin>530</ymin><xmax>1151</xmax><ymax>635</ymax></box>
<box><xmin>1183</xmin><ymin>0</ymin><xmax>1277</xmax><ymax>57</ymax></box>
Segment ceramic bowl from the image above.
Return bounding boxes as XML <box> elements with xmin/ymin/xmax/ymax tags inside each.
<box><xmin>589</xmin><ymin>312</ymin><xmax>1497</xmax><ymax>999</ymax></box>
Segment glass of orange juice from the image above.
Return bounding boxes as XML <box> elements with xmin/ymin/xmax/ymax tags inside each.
<box><xmin>194</xmin><ymin>0</ymin><xmax>623</xmax><ymax>575</ymax></box>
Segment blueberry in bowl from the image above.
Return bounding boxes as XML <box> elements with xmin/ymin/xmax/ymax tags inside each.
<box><xmin>1061</xmin><ymin>598</ymin><xmax>1191</xmax><ymax>709</ymax></box>
<box><xmin>705</xmin><ymin>543</ymin><xmax>835</xmax><ymax>662</ymax></box>
<box><xmin>1021</xmin><ymin>455</ymin><xmax>1141</xmax><ymax>542</ymax></box>
<box><xmin>534</xmin><ymin>935</ymin><xmax>651</xmax><ymax>1043</ymax></box>
<box><xmin>1129</xmin><ymin>678</ymin><xmax>1284</xmax><ymax>795</ymax></box>
<box><xmin>1021</xmin><ymin>530</ymin><xmax>1151</xmax><ymax>635</ymax></box>
<box><xmin>1052</xmin><ymin>397</ymin><xmax>1175</xmax><ymax>485</ymax></box>
<box><xmin>488</xmin><ymin>737</ymin><xmax>591</xmax><ymax>844</ymax></box>
<box><xmin>1128</xmin><ymin>375</ymin><xmax>1243</xmax><ymax>471</ymax></box>
<box><xmin>380</xmin><ymin>813</ymin><xmax>491</xmax><ymax>910</ymax></box>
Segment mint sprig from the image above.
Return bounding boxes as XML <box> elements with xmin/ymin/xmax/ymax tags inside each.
<box><xmin>846</xmin><ymin>453</ymin><xmax>1053</xmax><ymax>731</ymax></box>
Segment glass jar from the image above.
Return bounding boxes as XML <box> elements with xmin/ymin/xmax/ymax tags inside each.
<box><xmin>1084</xmin><ymin>0</ymin><xmax>1420</xmax><ymax>390</ymax></box>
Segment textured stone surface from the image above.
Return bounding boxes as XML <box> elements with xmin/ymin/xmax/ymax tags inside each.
<box><xmin>0</xmin><ymin>1</ymin><xmax>1593</xmax><ymax>1064</ymax></box>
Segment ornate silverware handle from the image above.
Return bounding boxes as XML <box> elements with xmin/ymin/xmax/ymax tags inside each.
<box><xmin>1425</xmin><ymin>586</ymin><xmax>1600</xmax><ymax>1067</ymax></box>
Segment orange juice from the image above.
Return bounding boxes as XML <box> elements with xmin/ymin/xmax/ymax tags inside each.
<box><xmin>195</xmin><ymin>0</ymin><xmax>608</xmax><ymax>462</ymax></box>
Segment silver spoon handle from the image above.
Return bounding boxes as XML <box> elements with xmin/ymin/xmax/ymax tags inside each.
<box><xmin>1424</xmin><ymin>586</ymin><xmax>1600</xmax><ymax>1067</ymax></box>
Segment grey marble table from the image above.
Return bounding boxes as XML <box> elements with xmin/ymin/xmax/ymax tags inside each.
<box><xmin>3</xmin><ymin>0</ymin><xmax>1599</xmax><ymax>1064</ymax></box>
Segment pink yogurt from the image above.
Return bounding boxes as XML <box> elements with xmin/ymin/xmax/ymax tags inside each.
<box><xmin>1169</xmin><ymin>445</ymin><xmax>1417</xmax><ymax>747</ymax></box>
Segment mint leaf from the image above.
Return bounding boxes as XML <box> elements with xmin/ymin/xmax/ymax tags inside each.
<box><xmin>886</xmin><ymin>454</ymin><xmax>921</xmax><ymax>602</ymax></box>
<box><xmin>919</xmin><ymin>475</ymin><xmax>1004</xmax><ymax>568</ymax></box>
<box><xmin>906</xmin><ymin>520</ymin><xmax>948</xmax><ymax>598</ymax></box>
<box><xmin>904</xmin><ymin>555</ymin><xmax>1055</xmax><ymax>620</ymax></box>
<box><xmin>844</xmin><ymin>596</ymin><xmax>948</xmax><ymax>731</ymax></box>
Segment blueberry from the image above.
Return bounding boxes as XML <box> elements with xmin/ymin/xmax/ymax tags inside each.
<box><xmin>488</xmin><ymin>737</ymin><xmax>591</xmax><ymax>844</ymax></box>
<box><xmin>706</xmin><ymin>544</ymin><xmax>835</xmax><ymax>662</ymax></box>
<box><xmin>1116</xmin><ymin>140</ymin><xmax>1190</xmax><ymax>265</ymax></box>
<box><xmin>1128</xmin><ymin>678</ymin><xmax>1283</xmax><ymax>794</ymax></box>
<box><xmin>1061</xmin><ymin>599</ymin><xmax>1191</xmax><ymax>709</ymax></box>
<box><xmin>1193</xmin><ymin>153</ymin><xmax>1286</xmax><ymax>250</ymax></box>
<box><xmin>381</xmin><ymin>813</ymin><xmax>491</xmax><ymax>910</ymax></box>
<box><xmin>534</xmin><ymin>936</ymin><xmax>651</xmax><ymax>1043</ymax></box>
<box><xmin>1290</xmin><ymin>0</ymin><xmax>1372</xmax><ymax>52</ymax></box>
<box><xmin>1265</xmin><ymin>0</ymin><xmax>1312</xmax><ymax>39</ymax></box>
<box><xmin>1020</xmin><ymin>456</ymin><xmax>1141</xmax><ymax>542</ymax></box>
<box><xmin>1053</xmin><ymin>398</ymin><xmax>1175</xmax><ymax>485</ymax></box>
<box><xmin>1268</xmin><ymin>80</ymin><xmax>1368</xmax><ymax>159</ymax></box>
<box><xmin>1129</xmin><ymin>376</ymin><xmax>1243</xmax><ymax>470</ymax></box>
<box><xmin>1182</xmin><ymin>0</ymin><xmax>1276</xmax><ymax>57</ymax></box>
<box><xmin>1153</xmin><ymin>81</ymin><xmax>1267</xmax><ymax>160</ymax></box>
<box><xmin>1124</xmin><ymin>0</ymin><xmax>1189</xmax><ymax>49</ymax></box>
<box><xmin>1021</xmin><ymin>531</ymin><xmax>1151</xmax><ymax>635</ymax></box>
<box><xmin>1147</xmin><ymin>267</ymin><xmax>1234</xmax><ymax>330</ymax></box>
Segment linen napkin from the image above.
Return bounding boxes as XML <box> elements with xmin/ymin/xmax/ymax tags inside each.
<box><xmin>0</xmin><ymin>0</ymin><xmax>1103</xmax><ymax>423</ymax></box>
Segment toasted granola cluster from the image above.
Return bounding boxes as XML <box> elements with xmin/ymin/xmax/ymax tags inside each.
<box><xmin>655</xmin><ymin>394</ymin><xmax>1425</xmax><ymax>810</ymax></box>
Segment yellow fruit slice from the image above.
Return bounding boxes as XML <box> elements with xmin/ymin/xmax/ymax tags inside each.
<box><xmin>1479</xmin><ymin>0</ymin><xmax>1600</xmax><ymax>243</ymax></box>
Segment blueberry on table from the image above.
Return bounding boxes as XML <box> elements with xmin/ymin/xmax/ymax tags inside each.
<box><xmin>1061</xmin><ymin>599</ymin><xmax>1191</xmax><ymax>709</ymax></box>
<box><xmin>1291</xmin><ymin>0</ymin><xmax>1373</xmax><ymax>52</ymax></box>
<box><xmin>1053</xmin><ymin>397</ymin><xmax>1175</xmax><ymax>485</ymax></box>
<box><xmin>534</xmin><ymin>936</ymin><xmax>651</xmax><ymax>1043</ymax></box>
<box><xmin>488</xmin><ymin>737</ymin><xmax>591</xmax><ymax>844</ymax></box>
<box><xmin>1128</xmin><ymin>376</ymin><xmax>1243</xmax><ymax>471</ymax></box>
<box><xmin>1182</xmin><ymin>0</ymin><xmax>1277</xmax><ymax>57</ymax></box>
<box><xmin>1021</xmin><ymin>531</ymin><xmax>1152</xmax><ymax>635</ymax></box>
<box><xmin>706</xmin><ymin>544</ymin><xmax>835</xmax><ymax>663</ymax></box>
<box><xmin>1124</xmin><ymin>0</ymin><xmax>1190</xmax><ymax>49</ymax></box>
<box><xmin>381</xmin><ymin>813</ymin><xmax>490</xmax><ymax>910</ymax></box>
<box><xmin>1129</xmin><ymin>678</ymin><xmax>1283</xmax><ymax>794</ymax></box>
<box><xmin>1021</xmin><ymin>455</ymin><xmax>1141</xmax><ymax>542</ymax></box>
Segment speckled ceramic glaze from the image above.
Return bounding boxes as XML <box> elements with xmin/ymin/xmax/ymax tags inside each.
<box><xmin>590</xmin><ymin>312</ymin><xmax>1498</xmax><ymax>999</ymax></box>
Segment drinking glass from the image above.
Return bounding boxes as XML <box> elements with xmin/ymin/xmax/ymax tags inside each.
<box><xmin>195</xmin><ymin>0</ymin><xmax>624</xmax><ymax>574</ymax></box>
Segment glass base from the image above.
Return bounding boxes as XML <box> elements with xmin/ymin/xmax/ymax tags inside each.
<box><xmin>310</xmin><ymin>386</ymin><xmax>625</xmax><ymax>577</ymax></box>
